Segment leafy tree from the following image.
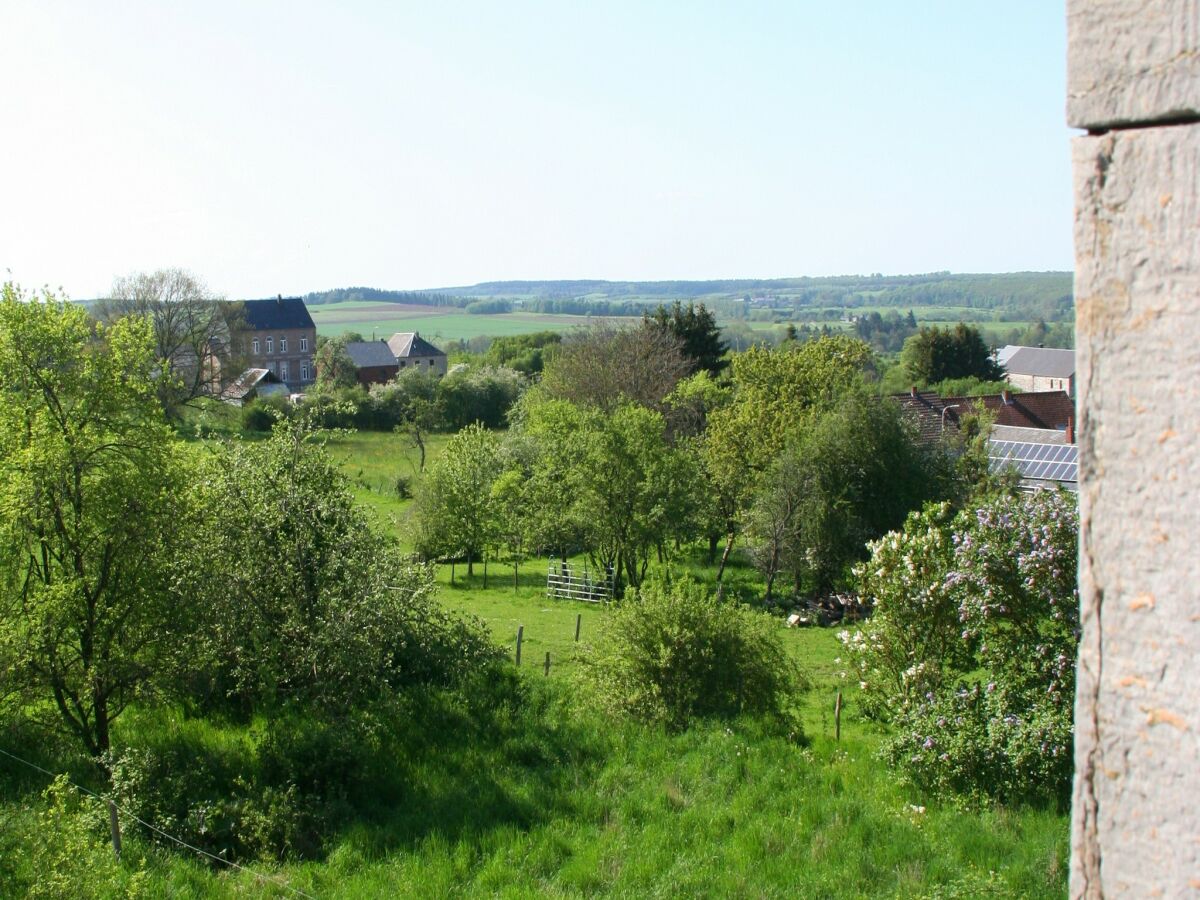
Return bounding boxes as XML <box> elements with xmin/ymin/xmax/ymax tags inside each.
<box><xmin>184</xmin><ymin>412</ymin><xmax>497</xmax><ymax>711</ymax></box>
<box><xmin>703</xmin><ymin>336</ymin><xmax>876</xmax><ymax>578</ymax></box>
<box><xmin>643</xmin><ymin>301</ymin><xmax>728</xmax><ymax>375</ymax></box>
<box><xmin>538</xmin><ymin>323</ymin><xmax>689</xmax><ymax>412</ymax></box>
<box><xmin>520</xmin><ymin>399</ymin><xmax>700</xmax><ymax>593</ymax></box>
<box><xmin>490</xmin><ymin>468</ymin><xmax>534</xmax><ymax>590</ymax></box>
<box><xmin>482</xmin><ymin>330</ymin><xmax>562</xmax><ymax>374</ymax></box>
<box><xmin>747</xmin><ymin>389</ymin><xmax>948</xmax><ymax>598</ymax></box>
<box><xmin>369</xmin><ymin>369</ymin><xmax>442</xmax><ymax>469</ymax></box>
<box><xmin>437</xmin><ymin>365</ymin><xmax>524</xmax><ymax>430</ymax></box>
<box><xmin>899</xmin><ymin>323</ymin><xmax>1001</xmax><ymax>386</ymax></box>
<box><xmin>96</xmin><ymin>268</ymin><xmax>242</xmax><ymax>419</ymax></box>
<box><xmin>313</xmin><ymin>336</ymin><xmax>358</xmax><ymax>390</ymax></box>
<box><xmin>0</xmin><ymin>285</ymin><xmax>195</xmax><ymax>759</ymax></box>
<box><xmin>413</xmin><ymin>424</ymin><xmax>503</xmax><ymax>578</ymax></box>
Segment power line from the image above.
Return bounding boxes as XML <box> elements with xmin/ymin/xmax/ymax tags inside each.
<box><xmin>0</xmin><ymin>745</ymin><xmax>316</xmax><ymax>899</ymax></box>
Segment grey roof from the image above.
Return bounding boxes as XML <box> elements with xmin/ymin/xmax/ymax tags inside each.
<box><xmin>344</xmin><ymin>340</ymin><xmax>399</xmax><ymax>368</ymax></box>
<box><xmin>387</xmin><ymin>332</ymin><xmax>446</xmax><ymax>359</ymax></box>
<box><xmin>990</xmin><ymin>424</ymin><xmax>1068</xmax><ymax>445</ymax></box>
<box><xmin>241</xmin><ymin>297</ymin><xmax>315</xmax><ymax>331</ymax></box>
<box><xmin>1002</xmin><ymin>346</ymin><xmax>1075</xmax><ymax>378</ymax></box>
<box><xmin>223</xmin><ymin>367</ymin><xmax>281</xmax><ymax>401</ymax></box>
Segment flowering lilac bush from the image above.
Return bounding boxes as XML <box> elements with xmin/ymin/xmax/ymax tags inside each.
<box><xmin>843</xmin><ymin>490</ymin><xmax>1078</xmax><ymax>805</ymax></box>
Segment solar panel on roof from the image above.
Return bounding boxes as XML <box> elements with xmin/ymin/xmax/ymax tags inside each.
<box><xmin>986</xmin><ymin>440</ymin><xmax>1078</xmax><ymax>486</ymax></box>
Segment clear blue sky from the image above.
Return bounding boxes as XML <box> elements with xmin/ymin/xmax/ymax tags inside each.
<box><xmin>1</xmin><ymin>1</ymin><xmax>1073</xmax><ymax>299</ymax></box>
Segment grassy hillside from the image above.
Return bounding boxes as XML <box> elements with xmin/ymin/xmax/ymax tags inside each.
<box><xmin>0</xmin><ymin>427</ymin><xmax>1069</xmax><ymax>898</ymax></box>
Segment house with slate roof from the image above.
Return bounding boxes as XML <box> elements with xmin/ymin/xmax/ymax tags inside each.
<box><xmin>996</xmin><ymin>345</ymin><xmax>1075</xmax><ymax>397</ymax></box>
<box><xmin>236</xmin><ymin>295</ymin><xmax>317</xmax><ymax>391</ymax></box>
<box><xmin>386</xmin><ymin>331</ymin><xmax>447</xmax><ymax>377</ymax></box>
<box><xmin>344</xmin><ymin>340</ymin><xmax>401</xmax><ymax>387</ymax></box>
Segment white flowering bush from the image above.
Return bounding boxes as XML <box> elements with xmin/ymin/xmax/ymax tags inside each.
<box><xmin>843</xmin><ymin>491</ymin><xmax>1078</xmax><ymax>805</ymax></box>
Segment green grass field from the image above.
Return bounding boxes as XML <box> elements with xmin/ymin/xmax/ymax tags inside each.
<box><xmin>0</xmin><ymin>426</ymin><xmax>1069</xmax><ymax>898</ymax></box>
<box><xmin>308</xmin><ymin>306</ymin><xmax>611</xmax><ymax>343</ymax></box>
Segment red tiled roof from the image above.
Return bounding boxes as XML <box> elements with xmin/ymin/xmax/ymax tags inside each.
<box><xmin>890</xmin><ymin>389</ymin><xmax>1075</xmax><ymax>442</ymax></box>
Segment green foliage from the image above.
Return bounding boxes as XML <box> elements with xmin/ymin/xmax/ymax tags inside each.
<box><xmin>747</xmin><ymin>389</ymin><xmax>950</xmax><ymax>597</ymax></box>
<box><xmin>928</xmin><ymin>375</ymin><xmax>1019</xmax><ymax>398</ymax></box>
<box><xmin>899</xmin><ymin>323</ymin><xmax>1001</xmax><ymax>386</ymax></box>
<box><xmin>438</xmin><ymin>365</ymin><xmax>524</xmax><ymax>430</ymax></box>
<box><xmin>845</xmin><ymin>491</ymin><xmax>1079</xmax><ymax>805</ymax></box>
<box><xmin>519</xmin><ymin>399</ymin><xmax>702</xmax><ymax>591</ymax></box>
<box><xmin>578</xmin><ymin>574</ymin><xmax>804</xmax><ymax>730</ymax></box>
<box><xmin>0</xmin><ymin>284</ymin><xmax>196</xmax><ymax>758</ymax></box>
<box><xmin>482</xmin><ymin>330</ymin><xmax>562</xmax><ymax>374</ymax></box>
<box><xmin>240</xmin><ymin>394</ymin><xmax>291</xmax><ymax>431</ymax></box>
<box><xmin>465</xmin><ymin>297</ymin><xmax>513</xmax><ymax>314</ymax></box>
<box><xmin>15</xmin><ymin>776</ymin><xmax>148</xmax><ymax>898</ymax></box>
<box><xmin>643</xmin><ymin>300</ymin><xmax>728</xmax><ymax>375</ymax></box>
<box><xmin>183</xmin><ymin>413</ymin><xmax>500</xmax><ymax>712</ymax></box>
<box><xmin>414</xmin><ymin>423</ymin><xmax>503</xmax><ymax>573</ymax></box>
<box><xmin>313</xmin><ymin>335</ymin><xmax>358</xmax><ymax>390</ymax></box>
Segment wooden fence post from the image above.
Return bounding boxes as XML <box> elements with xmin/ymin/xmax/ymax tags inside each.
<box><xmin>107</xmin><ymin>799</ymin><xmax>122</xmax><ymax>859</ymax></box>
<box><xmin>834</xmin><ymin>690</ymin><xmax>843</xmax><ymax>742</ymax></box>
<box><xmin>544</xmin><ymin>652</ymin><xmax>551</xmax><ymax>676</ymax></box>
<box><xmin>516</xmin><ymin>625</ymin><xmax>524</xmax><ymax>666</ymax></box>
<box><xmin>574</xmin><ymin>613</ymin><xmax>582</xmax><ymax>642</ymax></box>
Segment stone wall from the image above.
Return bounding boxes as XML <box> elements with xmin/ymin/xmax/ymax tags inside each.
<box><xmin>1068</xmin><ymin>2</ymin><xmax>1200</xmax><ymax>896</ymax></box>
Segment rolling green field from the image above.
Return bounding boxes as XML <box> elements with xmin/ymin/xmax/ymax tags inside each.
<box><xmin>308</xmin><ymin>306</ymin><xmax>606</xmax><ymax>343</ymax></box>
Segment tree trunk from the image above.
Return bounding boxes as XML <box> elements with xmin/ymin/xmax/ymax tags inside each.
<box><xmin>482</xmin><ymin>554</ymin><xmax>488</xmax><ymax>589</ymax></box>
<box><xmin>467</xmin><ymin>550</ymin><xmax>474</xmax><ymax>577</ymax></box>
<box><xmin>716</xmin><ymin>533</ymin><xmax>736</xmax><ymax>582</ymax></box>
<box><xmin>707</xmin><ymin>533</ymin><xmax>719</xmax><ymax>564</ymax></box>
<box><xmin>513</xmin><ymin>561</ymin><xmax>519</xmax><ymax>591</ymax></box>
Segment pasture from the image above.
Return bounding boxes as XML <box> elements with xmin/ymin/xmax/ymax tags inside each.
<box><xmin>308</xmin><ymin>305</ymin><xmax>610</xmax><ymax>342</ymax></box>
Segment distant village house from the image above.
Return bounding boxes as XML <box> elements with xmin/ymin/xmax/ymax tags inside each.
<box><xmin>236</xmin><ymin>296</ymin><xmax>317</xmax><ymax>391</ymax></box>
<box><xmin>340</xmin><ymin>332</ymin><xmax>449</xmax><ymax>387</ymax></box>
<box><xmin>995</xmin><ymin>345</ymin><xmax>1075</xmax><ymax>398</ymax></box>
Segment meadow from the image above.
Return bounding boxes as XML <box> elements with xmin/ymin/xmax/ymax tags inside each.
<box><xmin>308</xmin><ymin>305</ymin><xmax>602</xmax><ymax>343</ymax></box>
<box><xmin>0</xmin><ymin>427</ymin><xmax>1070</xmax><ymax>898</ymax></box>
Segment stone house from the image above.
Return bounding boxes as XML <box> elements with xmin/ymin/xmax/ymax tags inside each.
<box><xmin>387</xmin><ymin>331</ymin><xmax>448</xmax><ymax>377</ymax></box>
<box><xmin>236</xmin><ymin>296</ymin><xmax>317</xmax><ymax>391</ymax></box>
<box><xmin>996</xmin><ymin>345</ymin><xmax>1075</xmax><ymax>397</ymax></box>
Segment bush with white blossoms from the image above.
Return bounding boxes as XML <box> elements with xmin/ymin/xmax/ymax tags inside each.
<box><xmin>842</xmin><ymin>490</ymin><xmax>1078</xmax><ymax>806</ymax></box>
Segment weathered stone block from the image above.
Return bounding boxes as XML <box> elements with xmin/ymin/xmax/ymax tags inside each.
<box><xmin>1068</xmin><ymin>0</ymin><xmax>1200</xmax><ymax>129</ymax></box>
<box><xmin>1071</xmin><ymin>122</ymin><xmax>1200</xmax><ymax>898</ymax></box>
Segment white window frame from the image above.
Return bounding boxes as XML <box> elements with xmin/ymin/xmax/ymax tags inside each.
<box><xmin>300</xmin><ymin>364</ymin><xmax>309</xmax><ymax>381</ymax></box>
<box><xmin>280</xmin><ymin>361</ymin><xmax>289</xmax><ymax>381</ymax></box>
<box><xmin>280</xmin><ymin>337</ymin><xmax>288</xmax><ymax>353</ymax></box>
<box><xmin>252</xmin><ymin>338</ymin><xmax>260</xmax><ymax>354</ymax></box>
<box><xmin>299</xmin><ymin>337</ymin><xmax>309</xmax><ymax>352</ymax></box>
<box><xmin>266</xmin><ymin>336</ymin><xmax>274</xmax><ymax>354</ymax></box>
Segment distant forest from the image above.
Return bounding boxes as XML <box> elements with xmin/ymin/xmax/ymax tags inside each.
<box><xmin>303</xmin><ymin>272</ymin><xmax>1073</xmax><ymax>324</ymax></box>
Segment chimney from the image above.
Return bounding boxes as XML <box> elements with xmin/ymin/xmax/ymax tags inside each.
<box><xmin>1001</xmin><ymin>389</ymin><xmax>1012</xmax><ymax>405</ymax></box>
<box><xmin>1065</xmin><ymin>416</ymin><xmax>1075</xmax><ymax>444</ymax></box>
<box><xmin>910</xmin><ymin>385</ymin><xmax>918</xmax><ymax>398</ymax></box>
<box><xmin>276</xmin><ymin>294</ymin><xmax>282</xmax><ymax>304</ymax></box>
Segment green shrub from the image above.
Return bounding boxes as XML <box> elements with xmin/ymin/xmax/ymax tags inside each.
<box><xmin>19</xmin><ymin>776</ymin><xmax>148</xmax><ymax>898</ymax></box>
<box><xmin>241</xmin><ymin>395</ymin><xmax>291</xmax><ymax>432</ymax></box>
<box><xmin>578</xmin><ymin>574</ymin><xmax>804</xmax><ymax>731</ymax></box>
<box><xmin>845</xmin><ymin>491</ymin><xmax>1078</xmax><ymax>805</ymax></box>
